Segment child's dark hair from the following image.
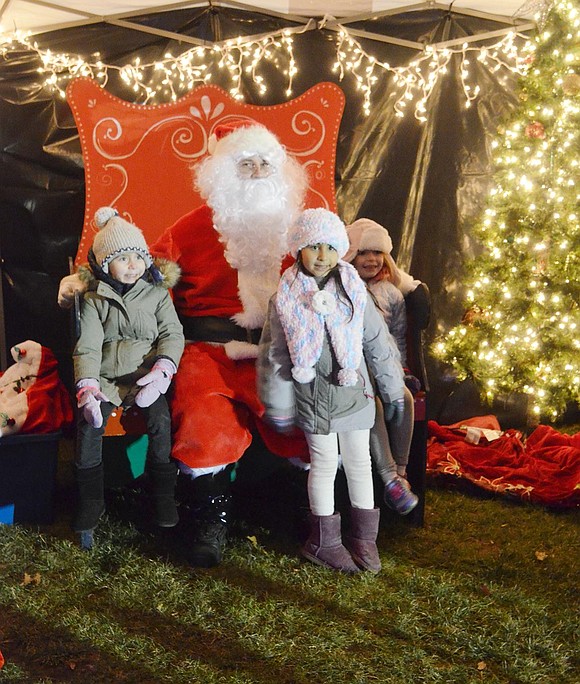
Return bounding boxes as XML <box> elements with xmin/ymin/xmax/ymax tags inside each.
<box><xmin>296</xmin><ymin>255</ymin><xmax>355</xmax><ymax>321</ymax></box>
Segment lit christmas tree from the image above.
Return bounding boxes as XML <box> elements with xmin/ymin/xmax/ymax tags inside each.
<box><xmin>434</xmin><ymin>0</ymin><xmax>579</xmax><ymax>422</ymax></box>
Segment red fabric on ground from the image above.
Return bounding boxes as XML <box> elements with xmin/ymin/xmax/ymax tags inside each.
<box><xmin>427</xmin><ymin>415</ymin><xmax>579</xmax><ymax>508</ymax></box>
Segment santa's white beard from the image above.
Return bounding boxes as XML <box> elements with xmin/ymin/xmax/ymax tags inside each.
<box><xmin>207</xmin><ymin>177</ymin><xmax>289</xmax><ymax>329</ymax></box>
<box><xmin>194</xmin><ymin>152</ymin><xmax>306</xmax><ymax>332</ymax></box>
<box><xmin>209</xmin><ymin>175</ymin><xmax>294</xmax><ymax>273</ymax></box>
<box><xmin>219</xmin><ymin>214</ymin><xmax>287</xmax><ymax>273</ymax></box>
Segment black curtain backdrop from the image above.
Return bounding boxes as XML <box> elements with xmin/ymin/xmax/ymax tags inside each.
<box><xmin>0</xmin><ymin>6</ymin><xmax>526</xmax><ymax>423</ymax></box>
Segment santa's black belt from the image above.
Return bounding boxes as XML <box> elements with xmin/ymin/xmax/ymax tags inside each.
<box><xmin>180</xmin><ymin>315</ymin><xmax>262</xmax><ymax>345</ymax></box>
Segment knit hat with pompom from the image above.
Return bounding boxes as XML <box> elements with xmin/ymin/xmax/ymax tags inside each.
<box><xmin>288</xmin><ymin>208</ymin><xmax>350</xmax><ymax>259</ymax></box>
<box><xmin>92</xmin><ymin>207</ymin><xmax>153</xmax><ymax>273</ymax></box>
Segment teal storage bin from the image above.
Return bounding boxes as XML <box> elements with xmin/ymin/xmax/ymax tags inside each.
<box><xmin>102</xmin><ymin>434</ymin><xmax>148</xmax><ymax>488</ymax></box>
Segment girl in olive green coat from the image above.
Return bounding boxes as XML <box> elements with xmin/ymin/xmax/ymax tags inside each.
<box><xmin>73</xmin><ymin>207</ymin><xmax>184</xmax><ymax>549</ymax></box>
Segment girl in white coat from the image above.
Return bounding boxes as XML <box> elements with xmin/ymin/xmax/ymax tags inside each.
<box><xmin>345</xmin><ymin>218</ymin><xmax>421</xmax><ymax>515</ymax></box>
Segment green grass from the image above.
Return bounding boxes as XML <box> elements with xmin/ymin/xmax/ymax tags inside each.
<box><xmin>0</xmin><ymin>444</ymin><xmax>578</xmax><ymax>684</ymax></box>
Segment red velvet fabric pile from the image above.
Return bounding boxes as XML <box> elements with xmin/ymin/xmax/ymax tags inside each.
<box><xmin>427</xmin><ymin>415</ymin><xmax>579</xmax><ymax>508</ymax></box>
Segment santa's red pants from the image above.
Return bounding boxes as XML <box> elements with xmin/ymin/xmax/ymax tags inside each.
<box><xmin>170</xmin><ymin>342</ymin><xmax>308</xmax><ymax>469</ymax></box>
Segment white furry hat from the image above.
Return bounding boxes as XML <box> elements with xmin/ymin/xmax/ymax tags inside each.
<box><xmin>208</xmin><ymin>119</ymin><xmax>286</xmax><ymax>164</ymax></box>
<box><xmin>288</xmin><ymin>208</ymin><xmax>350</xmax><ymax>259</ymax></box>
<box><xmin>345</xmin><ymin>217</ymin><xmax>421</xmax><ymax>295</ymax></box>
<box><xmin>344</xmin><ymin>218</ymin><xmax>394</xmax><ymax>263</ymax></box>
<box><xmin>92</xmin><ymin>207</ymin><xmax>153</xmax><ymax>273</ymax></box>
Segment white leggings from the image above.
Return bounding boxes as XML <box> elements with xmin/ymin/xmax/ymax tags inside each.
<box><xmin>305</xmin><ymin>429</ymin><xmax>374</xmax><ymax>517</ymax></box>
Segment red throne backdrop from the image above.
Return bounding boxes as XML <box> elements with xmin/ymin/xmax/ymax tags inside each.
<box><xmin>66</xmin><ymin>77</ymin><xmax>345</xmax><ymax>266</ymax></box>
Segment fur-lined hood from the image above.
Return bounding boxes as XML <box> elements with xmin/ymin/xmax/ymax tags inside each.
<box><xmin>78</xmin><ymin>255</ymin><xmax>181</xmax><ymax>290</ymax></box>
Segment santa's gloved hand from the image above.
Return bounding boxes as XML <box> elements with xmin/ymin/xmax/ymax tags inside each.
<box><xmin>383</xmin><ymin>397</ymin><xmax>405</xmax><ymax>426</ymax></box>
<box><xmin>135</xmin><ymin>359</ymin><xmax>177</xmax><ymax>408</ymax></box>
<box><xmin>263</xmin><ymin>413</ymin><xmax>295</xmax><ymax>435</ymax></box>
<box><xmin>404</xmin><ymin>372</ymin><xmax>421</xmax><ymax>396</ymax></box>
<box><xmin>76</xmin><ymin>379</ymin><xmax>109</xmax><ymax>428</ymax></box>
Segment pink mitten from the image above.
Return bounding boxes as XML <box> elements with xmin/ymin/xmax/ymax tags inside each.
<box><xmin>76</xmin><ymin>379</ymin><xmax>109</xmax><ymax>428</ymax></box>
<box><xmin>135</xmin><ymin>359</ymin><xmax>177</xmax><ymax>408</ymax></box>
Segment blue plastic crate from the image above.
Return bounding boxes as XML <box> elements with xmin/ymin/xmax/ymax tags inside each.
<box><xmin>0</xmin><ymin>504</ymin><xmax>14</xmax><ymax>524</ymax></box>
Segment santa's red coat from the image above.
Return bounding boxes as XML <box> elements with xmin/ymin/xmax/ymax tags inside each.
<box><xmin>150</xmin><ymin>205</ymin><xmax>307</xmax><ymax>469</ymax></box>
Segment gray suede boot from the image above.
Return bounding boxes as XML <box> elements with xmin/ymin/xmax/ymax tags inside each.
<box><xmin>345</xmin><ymin>507</ymin><xmax>381</xmax><ymax>574</ymax></box>
<box><xmin>301</xmin><ymin>512</ymin><xmax>360</xmax><ymax>574</ymax></box>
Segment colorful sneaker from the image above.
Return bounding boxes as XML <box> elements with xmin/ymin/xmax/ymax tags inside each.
<box><xmin>383</xmin><ymin>476</ymin><xmax>419</xmax><ymax>515</ymax></box>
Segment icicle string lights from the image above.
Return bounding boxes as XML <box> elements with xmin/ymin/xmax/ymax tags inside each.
<box><xmin>0</xmin><ymin>20</ymin><xmax>534</xmax><ymax>118</ymax></box>
<box><xmin>0</xmin><ymin>24</ymin><xmax>308</xmax><ymax>103</ymax></box>
<box><xmin>332</xmin><ymin>27</ymin><xmax>535</xmax><ymax>120</ymax></box>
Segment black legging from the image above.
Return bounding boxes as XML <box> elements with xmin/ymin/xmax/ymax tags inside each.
<box><xmin>75</xmin><ymin>395</ymin><xmax>172</xmax><ymax>469</ymax></box>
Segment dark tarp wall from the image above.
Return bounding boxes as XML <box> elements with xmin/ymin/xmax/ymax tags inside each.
<box><xmin>0</xmin><ymin>6</ymin><xmax>527</xmax><ymax>424</ymax></box>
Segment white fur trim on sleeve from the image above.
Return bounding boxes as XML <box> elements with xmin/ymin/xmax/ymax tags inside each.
<box><xmin>397</xmin><ymin>270</ymin><xmax>421</xmax><ymax>296</ymax></box>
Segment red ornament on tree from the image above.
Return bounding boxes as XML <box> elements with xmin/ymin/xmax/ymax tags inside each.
<box><xmin>525</xmin><ymin>121</ymin><xmax>546</xmax><ymax>140</ymax></box>
<box><xmin>461</xmin><ymin>305</ymin><xmax>486</xmax><ymax>325</ymax></box>
<box><xmin>524</xmin><ymin>55</ymin><xmax>535</xmax><ymax>66</ymax></box>
<box><xmin>525</xmin><ymin>121</ymin><xmax>546</xmax><ymax>139</ymax></box>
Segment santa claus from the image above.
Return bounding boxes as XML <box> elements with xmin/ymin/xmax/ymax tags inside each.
<box><xmin>59</xmin><ymin>120</ymin><xmax>310</xmax><ymax>567</ymax></box>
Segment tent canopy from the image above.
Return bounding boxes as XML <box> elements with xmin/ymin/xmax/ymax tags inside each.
<box><xmin>1</xmin><ymin>1</ymin><xmax>537</xmax><ymax>42</ymax></box>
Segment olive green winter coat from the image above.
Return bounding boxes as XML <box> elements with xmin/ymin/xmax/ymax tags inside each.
<box><xmin>73</xmin><ymin>259</ymin><xmax>184</xmax><ymax>406</ymax></box>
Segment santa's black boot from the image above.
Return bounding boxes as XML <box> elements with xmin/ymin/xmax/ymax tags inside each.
<box><xmin>73</xmin><ymin>463</ymin><xmax>105</xmax><ymax>550</ymax></box>
<box><xmin>182</xmin><ymin>466</ymin><xmax>233</xmax><ymax>568</ymax></box>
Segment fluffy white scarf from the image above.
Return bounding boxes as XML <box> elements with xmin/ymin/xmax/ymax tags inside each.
<box><xmin>276</xmin><ymin>262</ymin><xmax>367</xmax><ymax>386</ymax></box>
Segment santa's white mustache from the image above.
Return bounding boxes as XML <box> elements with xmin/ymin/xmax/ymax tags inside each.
<box><xmin>240</xmin><ymin>177</ymin><xmax>281</xmax><ymax>201</ymax></box>
<box><xmin>211</xmin><ymin>178</ymin><xmax>287</xmax><ymax>221</ymax></box>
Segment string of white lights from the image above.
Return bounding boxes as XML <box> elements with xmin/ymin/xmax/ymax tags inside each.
<box><xmin>0</xmin><ymin>23</ymin><xmax>309</xmax><ymax>103</ymax></box>
<box><xmin>0</xmin><ymin>22</ymin><xmax>534</xmax><ymax>119</ymax></box>
<box><xmin>332</xmin><ymin>27</ymin><xmax>535</xmax><ymax>119</ymax></box>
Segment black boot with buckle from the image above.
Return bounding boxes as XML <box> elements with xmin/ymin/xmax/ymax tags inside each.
<box><xmin>180</xmin><ymin>464</ymin><xmax>234</xmax><ymax>568</ymax></box>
